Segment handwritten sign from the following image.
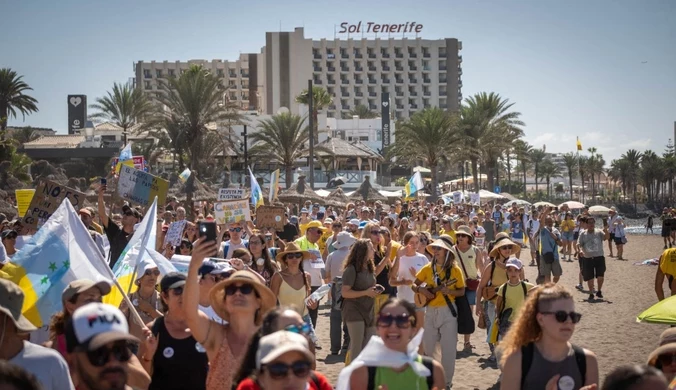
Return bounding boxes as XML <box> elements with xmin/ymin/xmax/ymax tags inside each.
<box><xmin>452</xmin><ymin>191</ymin><xmax>463</xmax><ymax>204</ymax></box>
<box><xmin>255</xmin><ymin>206</ymin><xmax>285</xmax><ymax>230</ymax></box>
<box><xmin>164</xmin><ymin>220</ymin><xmax>187</xmax><ymax>246</ymax></box>
<box><xmin>217</xmin><ymin>188</ymin><xmax>246</xmax><ymax>201</ymax></box>
<box><xmin>112</xmin><ymin>156</ymin><xmax>146</xmax><ymax>171</ymax></box>
<box><xmin>214</xmin><ymin>199</ymin><xmax>251</xmax><ymax>224</ymax></box>
<box><xmin>470</xmin><ymin>193</ymin><xmax>480</xmax><ymax>205</ymax></box>
<box><xmin>23</xmin><ymin>181</ymin><xmax>85</xmax><ymax>228</ymax></box>
<box><xmin>15</xmin><ymin>189</ymin><xmax>35</xmax><ymax>217</ymax></box>
<box><xmin>117</xmin><ymin>165</ymin><xmax>169</xmax><ymax>207</ymax></box>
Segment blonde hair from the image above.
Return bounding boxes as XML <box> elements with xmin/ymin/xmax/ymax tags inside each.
<box><xmin>499</xmin><ymin>283</ymin><xmax>574</xmax><ymax>366</ymax></box>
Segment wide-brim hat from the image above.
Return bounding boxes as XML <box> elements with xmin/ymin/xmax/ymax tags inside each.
<box><xmin>426</xmin><ymin>234</ymin><xmax>456</xmax><ymax>257</ymax></box>
<box><xmin>455</xmin><ymin>225</ymin><xmax>472</xmax><ymax>238</ymax></box>
<box><xmin>489</xmin><ymin>238</ymin><xmax>520</xmax><ymax>258</ymax></box>
<box><xmin>275</xmin><ymin>242</ymin><xmax>312</xmax><ymax>262</ymax></box>
<box><xmin>648</xmin><ymin>343</ymin><xmax>676</xmax><ymax>366</ymax></box>
<box><xmin>210</xmin><ymin>270</ymin><xmax>277</xmax><ymax>325</ymax></box>
<box><xmin>0</xmin><ymin>279</ymin><xmax>36</xmax><ymax>332</ymax></box>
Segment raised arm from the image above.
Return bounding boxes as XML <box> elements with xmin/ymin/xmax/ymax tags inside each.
<box><xmin>97</xmin><ymin>185</ymin><xmax>109</xmax><ymax>228</ymax></box>
<box><xmin>185</xmin><ymin>237</ymin><xmax>220</xmax><ymax>348</ymax></box>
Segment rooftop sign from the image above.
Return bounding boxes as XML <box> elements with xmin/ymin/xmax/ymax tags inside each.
<box><xmin>338</xmin><ymin>22</ymin><xmax>423</xmax><ymax>34</ymax></box>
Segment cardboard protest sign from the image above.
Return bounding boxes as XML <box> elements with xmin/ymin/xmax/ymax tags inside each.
<box><xmin>23</xmin><ymin>181</ymin><xmax>86</xmax><ymax>228</ymax></box>
<box><xmin>164</xmin><ymin>220</ymin><xmax>187</xmax><ymax>246</ymax></box>
<box><xmin>15</xmin><ymin>189</ymin><xmax>35</xmax><ymax>217</ymax></box>
<box><xmin>470</xmin><ymin>193</ymin><xmax>480</xmax><ymax>205</ymax></box>
<box><xmin>214</xmin><ymin>199</ymin><xmax>251</xmax><ymax>224</ymax></box>
<box><xmin>217</xmin><ymin>188</ymin><xmax>246</xmax><ymax>201</ymax></box>
<box><xmin>255</xmin><ymin>206</ymin><xmax>285</xmax><ymax>230</ymax></box>
<box><xmin>117</xmin><ymin>165</ymin><xmax>169</xmax><ymax>207</ymax></box>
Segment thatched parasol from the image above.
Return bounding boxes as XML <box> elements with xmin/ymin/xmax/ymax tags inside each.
<box><xmin>326</xmin><ymin>187</ymin><xmax>349</xmax><ymax>207</ymax></box>
<box><xmin>169</xmin><ymin>177</ymin><xmax>219</xmax><ymax>201</ymax></box>
<box><xmin>348</xmin><ymin>176</ymin><xmax>388</xmax><ymax>202</ymax></box>
<box><xmin>278</xmin><ymin>175</ymin><xmax>325</xmax><ymax>206</ymax></box>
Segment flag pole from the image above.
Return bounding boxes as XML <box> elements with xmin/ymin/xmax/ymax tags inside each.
<box><xmin>97</xmin><ymin>253</ymin><xmax>148</xmax><ymax>331</ymax></box>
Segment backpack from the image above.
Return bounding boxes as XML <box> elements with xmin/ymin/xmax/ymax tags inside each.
<box><xmin>520</xmin><ymin>343</ymin><xmax>586</xmax><ymax>389</ymax></box>
<box><xmin>367</xmin><ymin>355</ymin><xmax>435</xmax><ymax>390</ymax></box>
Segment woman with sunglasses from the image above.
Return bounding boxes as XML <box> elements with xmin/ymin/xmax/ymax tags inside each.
<box><xmin>248</xmin><ymin>232</ymin><xmax>280</xmax><ymax>287</ymax></box>
<box><xmin>417</xmin><ymin>231</ymin><xmax>433</xmax><ymax>261</ymax></box>
<box><xmin>178</xmin><ymin>238</ymin><xmax>193</xmax><ymax>255</ymax></box>
<box><xmin>182</xmin><ymin>238</ymin><xmax>277</xmax><ymax>390</ymax></box>
<box><xmin>346</xmin><ymin>298</ymin><xmax>445</xmax><ymax>390</ymax></box>
<box><xmin>362</xmin><ymin>222</ymin><xmax>392</xmax><ymax>315</ymax></box>
<box><xmin>499</xmin><ymin>284</ymin><xmax>599</xmax><ymax>390</ymax></box>
<box><xmin>184</xmin><ymin>222</ymin><xmax>198</xmax><ymax>243</ymax></box>
<box><xmin>140</xmin><ymin>272</ymin><xmax>210</xmax><ymax>390</ymax></box>
<box><xmin>234</xmin><ymin>307</ymin><xmax>332</xmax><ymax>390</ymax></box>
<box><xmin>119</xmin><ymin>263</ymin><xmax>162</xmax><ymax>343</ymax></box>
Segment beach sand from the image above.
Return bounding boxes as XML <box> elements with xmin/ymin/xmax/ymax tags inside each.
<box><xmin>313</xmin><ymin>233</ymin><xmax>670</xmax><ymax>389</ymax></box>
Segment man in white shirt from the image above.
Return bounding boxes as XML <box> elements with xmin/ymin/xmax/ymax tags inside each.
<box><xmin>607</xmin><ymin>207</ymin><xmax>619</xmax><ymax>257</ymax></box>
<box><xmin>219</xmin><ymin>221</ymin><xmax>248</xmax><ymax>258</ymax></box>
<box><xmin>0</xmin><ymin>279</ymin><xmax>74</xmax><ymax>390</ymax></box>
<box><xmin>325</xmin><ymin>232</ymin><xmax>356</xmax><ymax>355</ymax></box>
<box><xmin>526</xmin><ymin>210</ymin><xmax>541</xmax><ymax>267</ymax></box>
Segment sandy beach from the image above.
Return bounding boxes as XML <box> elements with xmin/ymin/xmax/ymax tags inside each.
<box><xmin>313</xmin><ymin>233</ymin><xmax>670</xmax><ymax>389</ymax></box>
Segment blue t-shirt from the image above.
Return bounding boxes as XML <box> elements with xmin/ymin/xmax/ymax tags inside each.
<box><xmin>540</xmin><ymin>227</ymin><xmax>560</xmax><ymax>260</ymax></box>
<box><xmin>511</xmin><ymin>221</ymin><xmax>524</xmax><ymax>240</ymax></box>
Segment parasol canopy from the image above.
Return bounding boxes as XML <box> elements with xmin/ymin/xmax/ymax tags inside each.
<box><xmin>637</xmin><ymin>295</ymin><xmax>676</xmax><ymax>325</ymax></box>
<box><xmin>169</xmin><ymin>176</ymin><xmax>219</xmax><ymax>201</ymax></box>
<box><xmin>504</xmin><ymin>199</ymin><xmax>531</xmax><ymax>207</ymax></box>
<box><xmin>277</xmin><ymin>175</ymin><xmax>325</xmax><ymax>205</ymax></box>
<box><xmin>560</xmin><ymin>200</ymin><xmax>586</xmax><ymax>209</ymax></box>
<box><xmin>348</xmin><ymin>176</ymin><xmax>388</xmax><ymax>202</ymax></box>
<box><xmin>589</xmin><ymin>205</ymin><xmax>611</xmax><ymax>216</ymax></box>
<box><xmin>533</xmin><ymin>201</ymin><xmax>556</xmax><ymax>208</ymax></box>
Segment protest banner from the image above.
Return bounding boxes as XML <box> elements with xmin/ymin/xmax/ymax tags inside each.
<box><xmin>15</xmin><ymin>189</ymin><xmax>35</xmax><ymax>217</ymax></box>
<box><xmin>214</xmin><ymin>199</ymin><xmax>251</xmax><ymax>224</ymax></box>
<box><xmin>112</xmin><ymin>156</ymin><xmax>146</xmax><ymax>171</ymax></box>
<box><xmin>164</xmin><ymin>220</ymin><xmax>187</xmax><ymax>246</ymax></box>
<box><xmin>255</xmin><ymin>205</ymin><xmax>285</xmax><ymax>230</ymax></box>
<box><xmin>117</xmin><ymin>165</ymin><xmax>169</xmax><ymax>207</ymax></box>
<box><xmin>470</xmin><ymin>192</ymin><xmax>480</xmax><ymax>205</ymax></box>
<box><xmin>23</xmin><ymin>181</ymin><xmax>86</xmax><ymax>228</ymax></box>
<box><xmin>217</xmin><ymin>188</ymin><xmax>246</xmax><ymax>201</ymax></box>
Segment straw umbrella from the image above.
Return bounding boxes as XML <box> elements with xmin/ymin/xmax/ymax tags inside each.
<box><xmin>169</xmin><ymin>176</ymin><xmax>219</xmax><ymax>201</ymax></box>
<box><xmin>348</xmin><ymin>175</ymin><xmax>387</xmax><ymax>203</ymax></box>
<box><xmin>278</xmin><ymin>175</ymin><xmax>325</xmax><ymax>212</ymax></box>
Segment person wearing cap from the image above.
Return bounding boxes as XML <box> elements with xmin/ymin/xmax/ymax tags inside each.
<box><xmin>294</xmin><ymin>220</ymin><xmax>327</xmax><ymax>331</ymax></box>
<box><xmin>494</xmin><ymin>258</ymin><xmax>534</xmax><ymax>340</ymax></box>
<box><xmin>317</xmin><ymin>217</ymin><xmax>333</xmax><ymax>257</ymax></box>
<box><xmin>140</xmin><ymin>272</ymin><xmax>209</xmax><ymax>390</ymax></box>
<box><xmin>0</xmin><ymin>279</ymin><xmax>74</xmax><ymax>390</ymax></box>
<box><xmin>1</xmin><ymin>229</ymin><xmax>19</xmax><ymax>259</ymax></box>
<box><xmin>65</xmin><ymin>303</ymin><xmax>143</xmax><ymax>390</ymax></box>
<box><xmin>347</xmin><ymin>218</ymin><xmax>361</xmax><ymax>239</ymax></box>
<box><xmin>197</xmin><ymin>260</ymin><xmax>233</xmax><ymax>324</ymax></box>
<box><xmin>119</xmin><ymin>263</ymin><xmax>162</xmax><ymax>341</ymax></box>
<box><xmin>278</xmin><ymin>212</ymin><xmax>301</xmax><ymax>243</ymax></box>
<box><xmin>298</xmin><ymin>208</ymin><xmax>312</xmax><ymax>236</ymax></box>
<box><xmin>98</xmin><ymin>184</ymin><xmax>139</xmax><ymax>269</ymax></box>
<box><xmin>453</xmin><ymin>225</ymin><xmax>485</xmax><ymax>351</ymax></box>
<box><xmin>411</xmin><ymin>234</ymin><xmax>465</xmax><ymax>388</ymax></box>
<box><xmin>325</xmin><ymin>231</ymin><xmax>356</xmax><ymax>355</ymax></box>
<box><xmin>78</xmin><ymin>208</ymin><xmax>106</xmax><ymax>256</ymax></box>
<box><xmin>646</xmin><ymin>328</ymin><xmax>676</xmax><ymax>384</ymax></box>
<box><xmin>183</xmin><ymin>238</ymin><xmax>277</xmax><ymax>390</ymax></box>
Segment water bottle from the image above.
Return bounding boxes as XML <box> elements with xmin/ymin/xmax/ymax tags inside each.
<box><xmin>305</xmin><ymin>283</ymin><xmax>331</xmax><ymax>305</ymax></box>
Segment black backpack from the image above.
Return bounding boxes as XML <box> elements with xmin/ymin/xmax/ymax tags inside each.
<box><xmin>520</xmin><ymin>343</ymin><xmax>586</xmax><ymax>389</ymax></box>
<box><xmin>367</xmin><ymin>355</ymin><xmax>435</xmax><ymax>390</ymax></box>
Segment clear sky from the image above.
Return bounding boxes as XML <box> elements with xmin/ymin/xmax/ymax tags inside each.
<box><xmin>2</xmin><ymin>0</ymin><xmax>675</xmax><ymax>163</ymax></box>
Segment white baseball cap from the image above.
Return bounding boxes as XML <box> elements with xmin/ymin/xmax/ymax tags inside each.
<box><xmin>255</xmin><ymin>330</ymin><xmax>313</xmax><ymax>369</ymax></box>
<box><xmin>65</xmin><ymin>303</ymin><xmax>138</xmax><ymax>352</ymax></box>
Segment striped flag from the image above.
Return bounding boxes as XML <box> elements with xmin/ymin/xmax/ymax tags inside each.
<box><xmin>404</xmin><ymin>171</ymin><xmax>424</xmax><ymax>198</ymax></box>
<box><xmin>269</xmin><ymin>169</ymin><xmax>280</xmax><ymax>203</ymax></box>
<box><xmin>178</xmin><ymin>168</ymin><xmax>191</xmax><ymax>183</ymax></box>
<box><xmin>249</xmin><ymin>168</ymin><xmax>264</xmax><ymax>209</ymax></box>
<box><xmin>115</xmin><ymin>142</ymin><xmax>134</xmax><ymax>173</ymax></box>
<box><xmin>576</xmin><ymin>137</ymin><xmax>582</xmax><ymax>151</ymax></box>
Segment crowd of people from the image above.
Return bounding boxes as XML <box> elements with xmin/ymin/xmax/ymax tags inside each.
<box><xmin>1</xmin><ymin>187</ymin><xmax>676</xmax><ymax>390</ymax></box>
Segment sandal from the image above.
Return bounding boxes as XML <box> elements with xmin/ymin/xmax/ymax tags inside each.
<box><xmin>463</xmin><ymin>342</ymin><xmax>475</xmax><ymax>350</ymax></box>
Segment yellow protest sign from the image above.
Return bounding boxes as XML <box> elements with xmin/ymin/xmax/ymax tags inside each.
<box><xmin>15</xmin><ymin>189</ymin><xmax>35</xmax><ymax>217</ymax></box>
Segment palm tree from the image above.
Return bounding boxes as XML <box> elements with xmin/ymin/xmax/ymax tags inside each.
<box><xmin>529</xmin><ymin>148</ymin><xmax>547</xmax><ymax>199</ymax></box>
<box><xmin>343</xmin><ymin>104</ymin><xmax>379</xmax><ymax>119</ymax></box>
<box><xmin>295</xmin><ymin>86</ymin><xmax>333</xmax><ymax>144</ymax></box>
<box><xmin>539</xmin><ymin>158</ymin><xmax>563</xmax><ymax>198</ymax></box>
<box><xmin>640</xmin><ymin>151</ymin><xmax>662</xmax><ymax>203</ymax></box>
<box><xmin>609</xmin><ymin>158</ymin><xmax>632</xmax><ymax>200</ymax></box>
<box><xmin>460</xmin><ymin>92</ymin><xmax>525</xmax><ymax>191</ymax></box>
<box><xmin>0</xmin><ymin>68</ymin><xmax>39</xmax><ymax>132</ymax></box>
<box><xmin>10</xmin><ymin>126</ymin><xmax>41</xmax><ymax>145</ymax></box>
<box><xmin>89</xmin><ymin>81</ymin><xmax>155</xmax><ymax>144</ymax></box>
<box><xmin>249</xmin><ymin>112</ymin><xmax>309</xmax><ymax>188</ymax></box>
<box><xmin>587</xmin><ymin>147</ymin><xmax>598</xmax><ymax>199</ymax></box>
<box><xmin>562</xmin><ymin>152</ymin><xmax>578</xmax><ymax>200</ymax></box>
<box><xmin>513</xmin><ymin>140</ymin><xmax>532</xmax><ymax>196</ymax></box>
<box><xmin>622</xmin><ymin>149</ymin><xmax>642</xmax><ymax>210</ymax></box>
<box><xmin>390</xmin><ymin>107</ymin><xmax>461</xmax><ymax>199</ymax></box>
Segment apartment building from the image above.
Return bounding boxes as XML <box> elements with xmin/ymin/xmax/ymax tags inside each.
<box><xmin>133</xmin><ymin>27</ymin><xmax>462</xmax><ymax>119</ymax></box>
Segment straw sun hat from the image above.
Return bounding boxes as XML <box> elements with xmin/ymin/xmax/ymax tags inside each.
<box><xmin>275</xmin><ymin>242</ymin><xmax>312</xmax><ymax>262</ymax></box>
<box><xmin>209</xmin><ymin>270</ymin><xmax>277</xmax><ymax>325</ymax></box>
<box><xmin>489</xmin><ymin>237</ymin><xmax>520</xmax><ymax>258</ymax></box>
<box><xmin>425</xmin><ymin>234</ymin><xmax>456</xmax><ymax>259</ymax></box>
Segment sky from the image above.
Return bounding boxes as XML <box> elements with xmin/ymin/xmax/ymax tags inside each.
<box><xmin>2</xmin><ymin>0</ymin><xmax>675</xmax><ymax>163</ymax></box>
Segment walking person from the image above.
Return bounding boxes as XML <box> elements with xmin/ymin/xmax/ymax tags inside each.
<box><xmin>412</xmin><ymin>234</ymin><xmax>465</xmax><ymax>388</ymax></box>
<box><xmin>498</xmin><ymin>284</ymin><xmax>599</xmax><ymax>390</ymax></box>
<box><xmin>325</xmin><ymin>232</ymin><xmax>356</xmax><ymax>355</ymax></box>
<box><xmin>362</xmin><ymin>222</ymin><xmax>393</xmax><ymax>316</ymax></box>
<box><xmin>607</xmin><ymin>207</ymin><xmax>619</xmax><ymax>257</ymax></box>
<box><xmin>389</xmin><ymin>231</ymin><xmax>429</xmax><ymax>332</ymax></box>
<box><xmin>295</xmin><ymin>220</ymin><xmax>327</xmax><ymax>332</ymax></box>
<box><xmin>248</xmin><ymin>232</ymin><xmax>280</xmax><ymax>287</ymax></box>
<box><xmin>526</xmin><ymin>210</ymin><xmax>540</xmax><ymax>268</ymax></box>
<box><xmin>662</xmin><ymin>208</ymin><xmax>673</xmax><ymax>249</ymax></box>
<box><xmin>560</xmin><ymin>213</ymin><xmax>576</xmax><ymax>262</ymax></box>
<box><xmin>539</xmin><ymin>207</ymin><xmax>563</xmax><ymax>284</ymax></box>
<box><xmin>453</xmin><ymin>225</ymin><xmax>484</xmax><ymax>351</ymax></box>
<box><xmin>495</xmin><ymin>258</ymin><xmax>534</xmax><ymax>341</ymax></box>
<box><xmin>613</xmin><ymin>216</ymin><xmax>627</xmax><ymax>260</ymax></box>
<box><xmin>577</xmin><ymin>216</ymin><xmax>610</xmax><ymax>301</ymax></box>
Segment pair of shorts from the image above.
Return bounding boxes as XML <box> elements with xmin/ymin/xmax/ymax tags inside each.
<box><xmin>664</xmin><ymin>228</ymin><xmax>673</xmax><ymax>238</ymax></box>
<box><xmin>562</xmin><ymin>231</ymin><xmax>575</xmax><ymax>241</ymax></box>
<box><xmin>581</xmin><ymin>256</ymin><xmax>606</xmax><ymax>281</ymax></box>
<box><xmin>573</xmin><ymin>231</ymin><xmax>580</xmax><ymax>241</ymax></box>
<box><xmin>613</xmin><ymin>236</ymin><xmax>625</xmax><ymax>245</ymax></box>
<box><xmin>465</xmin><ymin>289</ymin><xmax>477</xmax><ymax>306</ymax></box>
<box><xmin>539</xmin><ymin>258</ymin><xmax>563</xmax><ymax>278</ymax></box>
<box><xmin>609</xmin><ymin>233</ymin><xmax>616</xmax><ymax>242</ymax></box>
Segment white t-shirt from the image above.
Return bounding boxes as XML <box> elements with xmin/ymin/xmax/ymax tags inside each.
<box><xmin>198</xmin><ymin>304</ymin><xmax>226</xmax><ymax>324</ymax></box>
<box><xmin>221</xmin><ymin>240</ymin><xmax>247</xmax><ymax>258</ymax></box>
<box><xmin>396</xmin><ymin>254</ymin><xmax>430</xmax><ymax>303</ymax></box>
<box><xmin>10</xmin><ymin>341</ymin><xmax>75</xmax><ymax>390</ymax></box>
<box><xmin>302</xmin><ymin>257</ymin><xmax>325</xmax><ymax>287</ymax></box>
<box><xmin>325</xmin><ymin>248</ymin><xmax>350</xmax><ymax>280</ymax></box>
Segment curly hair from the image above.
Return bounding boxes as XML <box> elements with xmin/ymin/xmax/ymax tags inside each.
<box><xmin>499</xmin><ymin>283</ymin><xmax>574</xmax><ymax>367</ymax></box>
<box><xmin>343</xmin><ymin>239</ymin><xmax>375</xmax><ymax>274</ymax></box>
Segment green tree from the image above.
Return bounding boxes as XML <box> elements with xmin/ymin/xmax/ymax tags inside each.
<box><xmin>0</xmin><ymin>68</ymin><xmax>39</xmax><ymax>132</ymax></box>
<box><xmin>343</xmin><ymin>104</ymin><xmax>379</xmax><ymax>119</ymax></box>
<box><xmin>539</xmin><ymin>158</ymin><xmax>563</xmax><ymax>198</ymax></box>
<box><xmin>587</xmin><ymin>147</ymin><xmax>598</xmax><ymax>200</ymax></box>
<box><xmin>295</xmin><ymin>86</ymin><xmax>333</xmax><ymax>144</ymax></box>
<box><xmin>562</xmin><ymin>152</ymin><xmax>578</xmax><ymax>200</ymax></box>
<box><xmin>10</xmin><ymin>126</ymin><xmax>41</xmax><ymax>145</ymax></box>
<box><xmin>249</xmin><ymin>112</ymin><xmax>310</xmax><ymax>188</ymax></box>
<box><xmin>609</xmin><ymin>158</ymin><xmax>631</xmax><ymax>200</ymax></box>
<box><xmin>513</xmin><ymin>140</ymin><xmax>532</xmax><ymax>196</ymax></box>
<box><xmin>390</xmin><ymin>107</ymin><xmax>461</xmax><ymax>199</ymax></box>
<box><xmin>529</xmin><ymin>148</ymin><xmax>546</xmax><ymax>199</ymax></box>
<box><xmin>622</xmin><ymin>149</ymin><xmax>642</xmax><ymax>209</ymax></box>
<box><xmin>89</xmin><ymin>81</ymin><xmax>155</xmax><ymax>144</ymax></box>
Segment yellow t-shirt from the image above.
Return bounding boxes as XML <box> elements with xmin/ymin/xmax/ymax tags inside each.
<box><xmin>438</xmin><ymin>228</ymin><xmax>457</xmax><ymax>243</ymax></box>
<box><xmin>318</xmin><ymin>230</ymin><xmax>332</xmax><ymax>253</ymax></box>
<box><xmin>497</xmin><ymin>281</ymin><xmax>535</xmax><ymax>321</ymax></box>
<box><xmin>299</xmin><ymin>222</ymin><xmax>310</xmax><ymax>236</ymax></box>
<box><xmin>660</xmin><ymin>248</ymin><xmax>676</xmax><ymax>277</ymax></box>
<box><xmin>388</xmin><ymin>241</ymin><xmax>402</xmax><ymax>262</ymax></box>
<box><xmin>560</xmin><ymin>220</ymin><xmax>575</xmax><ymax>233</ymax></box>
<box><xmin>415</xmin><ymin>262</ymin><xmax>465</xmax><ymax>306</ymax></box>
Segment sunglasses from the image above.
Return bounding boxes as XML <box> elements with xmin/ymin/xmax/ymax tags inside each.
<box><xmin>419</xmin><ymin>238</ymin><xmax>428</xmax><ymax>243</ymax></box>
<box><xmin>229</xmin><ymin>227</ymin><xmax>243</xmax><ymax>232</ymax></box>
<box><xmin>370</xmin><ymin>230</ymin><xmax>381</xmax><ymax>235</ymax></box>
<box><xmin>123</xmin><ymin>211</ymin><xmax>135</xmax><ymax>217</ymax></box>
<box><xmin>264</xmin><ymin>361</ymin><xmax>312</xmax><ymax>380</ymax></box>
<box><xmin>659</xmin><ymin>353</ymin><xmax>676</xmax><ymax>366</ymax></box>
<box><xmin>540</xmin><ymin>310</ymin><xmax>582</xmax><ymax>324</ymax></box>
<box><xmin>284</xmin><ymin>322</ymin><xmax>312</xmax><ymax>337</ymax></box>
<box><xmin>170</xmin><ymin>286</ymin><xmax>184</xmax><ymax>296</ymax></box>
<box><xmin>249</xmin><ymin>240</ymin><xmax>262</xmax><ymax>245</ymax></box>
<box><xmin>181</xmin><ymin>244</ymin><xmax>192</xmax><ymax>250</ymax></box>
<box><xmin>225</xmin><ymin>283</ymin><xmax>254</xmax><ymax>296</ymax></box>
<box><xmin>499</xmin><ymin>246</ymin><xmax>514</xmax><ymax>251</ymax></box>
<box><xmin>265</xmin><ymin>236</ymin><xmax>273</xmax><ymax>241</ymax></box>
<box><xmin>144</xmin><ymin>269</ymin><xmax>160</xmax><ymax>277</ymax></box>
<box><xmin>377</xmin><ymin>313</ymin><xmax>413</xmax><ymax>329</ymax></box>
<box><xmin>85</xmin><ymin>341</ymin><xmax>132</xmax><ymax>367</ymax></box>
<box><xmin>285</xmin><ymin>253</ymin><xmax>303</xmax><ymax>259</ymax></box>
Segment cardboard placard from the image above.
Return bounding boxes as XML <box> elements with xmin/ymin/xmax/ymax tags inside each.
<box><xmin>217</xmin><ymin>188</ymin><xmax>246</xmax><ymax>201</ymax></box>
<box><xmin>23</xmin><ymin>181</ymin><xmax>86</xmax><ymax>228</ymax></box>
<box><xmin>164</xmin><ymin>220</ymin><xmax>187</xmax><ymax>246</ymax></box>
<box><xmin>255</xmin><ymin>206</ymin><xmax>285</xmax><ymax>230</ymax></box>
<box><xmin>470</xmin><ymin>193</ymin><xmax>480</xmax><ymax>205</ymax></box>
<box><xmin>117</xmin><ymin>165</ymin><xmax>169</xmax><ymax>207</ymax></box>
<box><xmin>214</xmin><ymin>199</ymin><xmax>251</xmax><ymax>224</ymax></box>
<box><xmin>15</xmin><ymin>189</ymin><xmax>35</xmax><ymax>217</ymax></box>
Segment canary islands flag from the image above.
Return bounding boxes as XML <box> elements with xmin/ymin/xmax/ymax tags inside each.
<box><xmin>269</xmin><ymin>169</ymin><xmax>280</xmax><ymax>203</ymax></box>
<box><xmin>104</xmin><ymin>197</ymin><xmax>177</xmax><ymax>307</ymax></box>
<box><xmin>178</xmin><ymin>168</ymin><xmax>191</xmax><ymax>183</ymax></box>
<box><xmin>115</xmin><ymin>142</ymin><xmax>134</xmax><ymax>173</ymax></box>
<box><xmin>576</xmin><ymin>137</ymin><xmax>582</xmax><ymax>151</ymax></box>
<box><xmin>250</xmin><ymin>168</ymin><xmax>264</xmax><ymax>209</ymax></box>
<box><xmin>404</xmin><ymin>171</ymin><xmax>424</xmax><ymax>198</ymax></box>
<box><xmin>1</xmin><ymin>199</ymin><xmax>112</xmax><ymax>327</ymax></box>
